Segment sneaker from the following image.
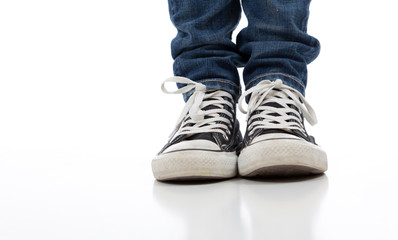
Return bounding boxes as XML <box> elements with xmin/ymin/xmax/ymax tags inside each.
<box><xmin>237</xmin><ymin>79</ymin><xmax>328</xmax><ymax>177</ymax></box>
<box><xmin>152</xmin><ymin>77</ymin><xmax>242</xmax><ymax>181</ymax></box>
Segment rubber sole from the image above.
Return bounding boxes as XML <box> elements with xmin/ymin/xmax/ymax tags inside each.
<box><xmin>152</xmin><ymin>150</ymin><xmax>238</xmax><ymax>181</ymax></box>
<box><xmin>238</xmin><ymin>139</ymin><xmax>328</xmax><ymax>177</ymax></box>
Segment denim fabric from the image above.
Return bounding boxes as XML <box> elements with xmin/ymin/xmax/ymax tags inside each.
<box><xmin>168</xmin><ymin>0</ymin><xmax>320</xmax><ymax>101</ymax></box>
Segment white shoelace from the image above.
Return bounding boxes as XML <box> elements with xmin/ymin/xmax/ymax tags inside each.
<box><xmin>237</xmin><ymin>79</ymin><xmax>318</xmax><ymax>136</ymax></box>
<box><xmin>162</xmin><ymin>76</ymin><xmax>234</xmax><ymax>141</ymax></box>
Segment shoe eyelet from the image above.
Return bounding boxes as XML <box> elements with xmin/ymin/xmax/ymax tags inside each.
<box><xmin>223</xmin><ymin>134</ymin><xmax>229</xmax><ymax>140</ymax></box>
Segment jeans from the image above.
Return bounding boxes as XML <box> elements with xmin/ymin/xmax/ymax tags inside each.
<box><xmin>168</xmin><ymin>0</ymin><xmax>320</xmax><ymax>101</ymax></box>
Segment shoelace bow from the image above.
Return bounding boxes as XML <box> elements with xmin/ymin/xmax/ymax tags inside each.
<box><xmin>162</xmin><ymin>77</ymin><xmax>234</xmax><ymax>140</ymax></box>
<box><xmin>237</xmin><ymin>79</ymin><xmax>318</xmax><ymax>135</ymax></box>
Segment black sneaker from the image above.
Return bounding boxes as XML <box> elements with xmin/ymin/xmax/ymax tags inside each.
<box><xmin>152</xmin><ymin>77</ymin><xmax>242</xmax><ymax>181</ymax></box>
<box><xmin>237</xmin><ymin>79</ymin><xmax>328</xmax><ymax>177</ymax></box>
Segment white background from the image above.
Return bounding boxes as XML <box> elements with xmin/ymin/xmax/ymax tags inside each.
<box><xmin>1</xmin><ymin>0</ymin><xmax>397</xmax><ymax>239</ymax></box>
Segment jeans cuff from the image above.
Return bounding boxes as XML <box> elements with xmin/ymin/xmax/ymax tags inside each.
<box><xmin>245</xmin><ymin>73</ymin><xmax>306</xmax><ymax>96</ymax></box>
<box><xmin>182</xmin><ymin>78</ymin><xmax>241</xmax><ymax>102</ymax></box>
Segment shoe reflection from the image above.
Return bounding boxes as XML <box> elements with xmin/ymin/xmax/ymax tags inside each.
<box><xmin>152</xmin><ymin>179</ymin><xmax>244</xmax><ymax>240</ymax></box>
<box><xmin>152</xmin><ymin>175</ymin><xmax>328</xmax><ymax>240</ymax></box>
<box><xmin>239</xmin><ymin>174</ymin><xmax>328</xmax><ymax>240</ymax></box>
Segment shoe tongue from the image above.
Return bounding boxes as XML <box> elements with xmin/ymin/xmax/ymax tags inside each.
<box><xmin>251</xmin><ymin>127</ymin><xmax>306</xmax><ymax>142</ymax></box>
<box><xmin>263</xmin><ymin>101</ymin><xmax>283</xmax><ymax>108</ymax></box>
<box><xmin>256</xmin><ymin>128</ymin><xmax>292</xmax><ymax>136</ymax></box>
<box><xmin>181</xmin><ymin>94</ymin><xmax>231</xmax><ymax>144</ymax></box>
<box><xmin>185</xmin><ymin>132</ymin><xmax>217</xmax><ymax>142</ymax></box>
<box><xmin>250</xmin><ymin>97</ymin><xmax>305</xmax><ymax>138</ymax></box>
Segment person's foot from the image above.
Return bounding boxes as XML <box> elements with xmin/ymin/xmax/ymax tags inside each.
<box><xmin>152</xmin><ymin>77</ymin><xmax>242</xmax><ymax>181</ymax></box>
<box><xmin>237</xmin><ymin>79</ymin><xmax>327</xmax><ymax>177</ymax></box>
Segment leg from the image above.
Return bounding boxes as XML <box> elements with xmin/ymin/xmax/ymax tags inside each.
<box><xmin>169</xmin><ymin>0</ymin><xmax>244</xmax><ymax>101</ymax></box>
<box><xmin>236</xmin><ymin>0</ymin><xmax>327</xmax><ymax>177</ymax></box>
<box><xmin>237</xmin><ymin>0</ymin><xmax>320</xmax><ymax>95</ymax></box>
<box><xmin>152</xmin><ymin>0</ymin><xmax>244</xmax><ymax>180</ymax></box>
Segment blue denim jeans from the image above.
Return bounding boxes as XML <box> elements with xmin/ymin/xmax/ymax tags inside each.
<box><xmin>168</xmin><ymin>0</ymin><xmax>320</xmax><ymax>101</ymax></box>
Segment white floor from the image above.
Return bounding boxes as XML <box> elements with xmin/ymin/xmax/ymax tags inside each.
<box><xmin>1</xmin><ymin>148</ymin><xmax>398</xmax><ymax>240</ymax></box>
<box><xmin>1</xmin><ymin>1</ymin><xmax>398</xmax><ymax>240</ymax></box>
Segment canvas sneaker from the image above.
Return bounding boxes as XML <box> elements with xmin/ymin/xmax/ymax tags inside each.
<box><xmin>237</xmin><ymin>79</ymin><xmax>328</xmax><ymax>177</ymax></box>
<box><xmin>152</xmin><ymin>77</ymin><xmax>242</xmax><ymax>181</ymax></box>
